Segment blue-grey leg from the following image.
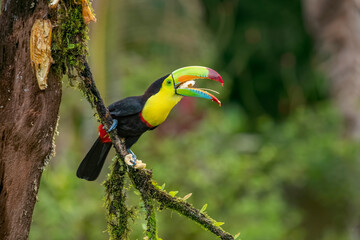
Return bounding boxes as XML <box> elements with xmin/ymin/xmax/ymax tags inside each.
<box><xmin>127</xmin><ymin>149</ymin><xmax>137</xmax><ymax>166</ymax></box>
<box><xmin>106</xmin><ymin>119</ymin><xmax>118</xmax><ymax>132</ymax></box>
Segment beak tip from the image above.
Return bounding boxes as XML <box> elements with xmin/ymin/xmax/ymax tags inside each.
<box><xmin>213</xmin><ymin>99</ymin><xmax>221</xmax><ymax>106</ymax></box>
<box><xmin>207</xmin><ymin>67</ymin><xmax>224</xmax><ymax>86</ymax></box>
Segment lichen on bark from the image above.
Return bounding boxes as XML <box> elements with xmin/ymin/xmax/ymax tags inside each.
<box><xmin>50</xmin><ymin>0</ymin><xmax>89</xmax><ymax>81</ymax></box>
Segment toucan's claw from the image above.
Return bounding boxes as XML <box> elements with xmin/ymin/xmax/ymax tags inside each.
<box><xmin>125</xmin><ymin>154</ymin><xmax>135</xmax><ymax>167</ymax></box>
<box><xmin>127</xmin><ymin>149</ymin><xmax>137</xmax><ymax>166</ymax></box>
<box><xmin>107</xmin><ymin>119</ymin><xmax>118</xmax><ymax>132</ymax></box>
<box><xmin>130</xmin><ymin>156</ymin><xmax>137</xmax><ymax>166</ymax></box>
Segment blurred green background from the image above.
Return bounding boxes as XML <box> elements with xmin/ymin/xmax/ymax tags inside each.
<box><xmin>29</xmin><ymin>0</ymin><xmax>360</xmax><ymax>240</ymax></box>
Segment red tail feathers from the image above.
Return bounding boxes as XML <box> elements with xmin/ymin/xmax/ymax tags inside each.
<box><xmin>98</xmin><ymin>124</ymin><xmax>111</xmax><ymax>143</ymax></box>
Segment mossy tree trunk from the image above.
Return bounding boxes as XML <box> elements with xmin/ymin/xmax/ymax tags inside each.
<box><xmin>0</xmin><ymin>1</ymin><xmax>62</xmax><ymax>239</ymax></box>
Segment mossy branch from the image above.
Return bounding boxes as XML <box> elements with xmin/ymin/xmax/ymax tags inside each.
<box><xmin>127</xmin><ymin>167</ymin><xmax>234</xmax><ymax>240</ymax></box>
<box><xmin>77</xmin><ymin>60</ymin><xmax>235</xmax><ymax>240</ymax></box>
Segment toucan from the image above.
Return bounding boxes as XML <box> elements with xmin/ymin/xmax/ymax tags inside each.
<box><xmin>77</xmin><ymin>66</ymin><xmax>223</xmax><ymax>181</ymax></box>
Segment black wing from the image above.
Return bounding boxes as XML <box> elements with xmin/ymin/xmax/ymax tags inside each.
<box><xmin>108</xmin><ymin>96</ymin><xmax>144</xmax><ymax>117</ymax></box>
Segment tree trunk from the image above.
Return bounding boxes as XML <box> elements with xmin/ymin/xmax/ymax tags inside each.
<box><xmin>302</xmin><ymin>0</ymin><xmax>360</xmax><ymax>239</ymax></box>
<box><xmin>0</xmin><ymin>0</ymin><xmax>62</xmax><ymax>239</ymax></box>
<box><xmin>303</xmin><ymin>0</ymin><xmax>360</xmax><ymax>139</ymax></box>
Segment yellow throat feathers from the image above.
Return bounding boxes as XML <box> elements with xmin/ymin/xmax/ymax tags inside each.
<box><xmin>141</xmin><ymin>87</ymin><xmax>182</xmax><ymax>127</ymax></box>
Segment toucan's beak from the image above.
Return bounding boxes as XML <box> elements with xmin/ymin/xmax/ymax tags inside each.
<box><xmin>172</xmin><ymin>66</ymin><xmax>223</xmax><ymax>106</ymax></box>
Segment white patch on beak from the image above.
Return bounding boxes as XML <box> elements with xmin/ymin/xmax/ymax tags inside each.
<box><xmin>178</xmin><ymin>80</ymin><xmax>196</xmax><ymax>89</ymax></box>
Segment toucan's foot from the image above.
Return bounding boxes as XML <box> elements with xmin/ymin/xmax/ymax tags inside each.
<box><xmin>125</xmin><ymin>149</ymin><xmax>146</xmax><ymax>169</ymax></box>
<box><xmin>107</xmin><ymin>119</ymin><xmax>118</xmax><ymax>132</ymax></box>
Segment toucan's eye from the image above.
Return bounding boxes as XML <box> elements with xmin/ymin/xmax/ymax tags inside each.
<box><xmin>167</xmin><ymin>80</ymin><xmax>171</xmax><ymax>85</ymax></box>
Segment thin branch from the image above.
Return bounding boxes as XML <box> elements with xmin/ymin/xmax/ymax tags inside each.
<box><xmin>78</xmin><ymin>59</ymin><xmax>235</xmax><ymax>240</ymax></box>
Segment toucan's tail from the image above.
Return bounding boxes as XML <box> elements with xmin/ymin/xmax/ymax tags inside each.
<box><xmin>77</xmin><ymin>137</ymin><xmax>112</xmax><ymax>181</ymax></box>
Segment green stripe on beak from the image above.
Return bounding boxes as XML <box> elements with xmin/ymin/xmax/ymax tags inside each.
<box><xmin>172</xmin><ymin>66</ymin><xmax>223</xmax><ymax>106</ymax></box>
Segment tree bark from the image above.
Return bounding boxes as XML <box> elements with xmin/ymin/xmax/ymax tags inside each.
<box><xmin>303</xmin><ymin>1</ymin><xmax>360</xmax><ymax>239</ymax></box>
<box><xmin>303</xmin><ymin>0</ymin><xmax>360</xmax><ymax>139</ymax></box>
<box><xmin>0</xmin><ymin>0</ymin><xmax>62</xmax><ymax>239</ymax></box>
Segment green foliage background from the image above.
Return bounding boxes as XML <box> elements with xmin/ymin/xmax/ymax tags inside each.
<box><xmin>29</xmin><ymin>0</ymin><xmax>360</xmax><ymax>239</ymax></box>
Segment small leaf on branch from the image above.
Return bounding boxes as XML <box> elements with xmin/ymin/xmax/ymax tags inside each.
<box><xmin>182</xmin><ymin>193</ymin><xmax>192</xmax><ymax>201</ymax></box>
<box><xmin>234</xmin><ymin>232</ymin><xmax>241</xmax><ymax>239</ymax></box>
<box><xmin>200</xmin><ymin>203</ymin><xmax>208</xmax><ymax>213</ymax></box>
<box><xmin>161</xmin><ymin>183</ymin><xmax>166</xmax><ymax>190</ymax></box>
<box><xmin>214</xmin><ymin>222</ymin><xmax>225</xmax><ymax>226</ymax></box>
<box><xmin>152</xmin><ymin>180</ymin><xmax>160</xmax><ymax>189</ymax></box>
<box><xmin>169</xmin><ymin>191</ymin><xmax>178</xmax><ymax>197</ymax></box>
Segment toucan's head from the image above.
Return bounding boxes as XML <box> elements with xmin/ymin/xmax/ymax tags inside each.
<box><xmin>145</xmin><ymin>66</ymin><xmax>223</xmax><ymax>106</ymax></box>
<box><xmin>142</xmin><ymin>66</ymin><xmax>223</xmax><ymax>127</ymax></box>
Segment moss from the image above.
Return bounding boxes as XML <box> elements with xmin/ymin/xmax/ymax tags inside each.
<box><xmin>149</xmin><ymin>185</ymin><xmax>233</xmax><ymax>239</ymax></box>
<box><xmin>104</xmin><ymin>157</ymin><xmax>134</xmax><ymax>239</ymax></box>
<box><xmin>51</xmin><ymin>0</ymin><xmax>89</xmax><ymax>81</ymax></box>
<box><xmin>142</xmin><ymin>196</ymin><xmax>158</xmax><ymax>239</ymax></box>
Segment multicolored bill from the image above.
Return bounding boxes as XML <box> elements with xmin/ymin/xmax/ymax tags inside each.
<box><xmin>172</xmin><ymin>66</ymin><xmax>223</xmax><ymax>106</ymax></box>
